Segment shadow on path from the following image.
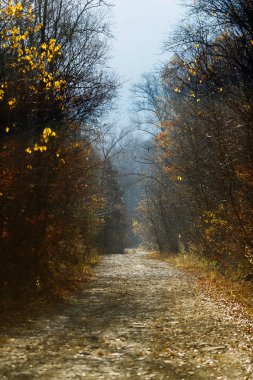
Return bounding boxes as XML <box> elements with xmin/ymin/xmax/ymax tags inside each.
<box><xmin>0</xmin><ymin>250</ymin><xmax>252</xmax><ymax>379</ymax></box>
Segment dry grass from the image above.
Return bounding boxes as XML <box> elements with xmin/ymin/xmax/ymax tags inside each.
<box><xmin>148</xmin><ymin>251</ymin><xmax>253</xmax><ymax>320</ymax></box>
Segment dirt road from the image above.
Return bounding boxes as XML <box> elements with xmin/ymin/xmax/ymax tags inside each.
<box><xmin>0</xmin><ymin>250</ymin><xmax>253</xmax><ymax>379</ymax></box>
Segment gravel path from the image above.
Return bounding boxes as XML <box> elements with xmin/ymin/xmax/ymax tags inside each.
<box><xmin>0</xmin><ymin>250</ymin><xmax>253</xmax><ymax>380</ymax></box>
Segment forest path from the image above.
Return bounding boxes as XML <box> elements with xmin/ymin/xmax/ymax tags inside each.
<box><xmin>0</xmin><ymin>250</ymin><xmax>253</xmax><ymax>380</ymax></box>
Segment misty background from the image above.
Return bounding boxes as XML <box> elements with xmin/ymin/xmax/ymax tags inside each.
<box><xmin>110</xmin><ymin>0</ymin><xmax>184</xmax><ymax>127</ymax></box>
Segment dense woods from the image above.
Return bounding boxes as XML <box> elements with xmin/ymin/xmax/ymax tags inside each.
<box><xmin>0</xmin><ymin>0</ymin><xmax>128</xmax><ymax>301</ymax></box>
<box><xmin>2</xmin><ymin>0</ymin><xmax>253</xmax><ymax>305</ymax></box>
<box><xmin>1</xmin><ymin>2</ymin><xmax>253</xmax><ymax>378</ymax></box>
<box><xmin>133</xmin><ymin>0</ymin><xmax>253</xmax><ymax>277</ymax></box>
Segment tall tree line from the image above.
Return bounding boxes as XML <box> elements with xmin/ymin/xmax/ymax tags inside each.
<box><xmin>133</xmin><ymin>0</ymin><xmax>253</xmax><ymax>273</ymax></box>
<box><xmin>0</xmin><ymin>0</ymin><xmax>127</xmax><ymax>300</ymax></box>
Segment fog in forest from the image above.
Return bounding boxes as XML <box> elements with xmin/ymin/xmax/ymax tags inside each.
<box><xmin>1</xmin><ymin>2</ymin><xmax>253</xmax><ymax>378</ymax></box>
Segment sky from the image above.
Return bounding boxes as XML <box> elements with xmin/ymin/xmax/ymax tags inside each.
<box><xmin>109</xmin><ymin>0</ymin><xmax>185</xmax><ymax>127</ymax></box>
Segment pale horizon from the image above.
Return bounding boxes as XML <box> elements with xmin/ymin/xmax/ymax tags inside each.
<box><xmin>110</xmin><ymin>0</ymin><xmax>184</xmax><ymax>126</ymax></box>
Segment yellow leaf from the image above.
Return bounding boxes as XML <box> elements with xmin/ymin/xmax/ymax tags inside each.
<box><xmin>8</xmin><ymin>98</ymin><xmax>17</xmax><ymax>109</ymax></box>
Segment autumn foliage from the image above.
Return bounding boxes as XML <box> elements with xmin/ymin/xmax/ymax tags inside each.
<box><xmin>0</xmin><ymin>0</ymin><xmax>124</xmax><ymax>300</ymax></box>
<box><xmin>134</xmin><ymin>0</ymin><xmax>253</xmax><ymax>275</ymax></box>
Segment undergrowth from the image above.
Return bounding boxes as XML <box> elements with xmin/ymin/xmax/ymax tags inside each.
<box><xmin>0</xmin><ymin>248</ymin><xmax>101</xmax><ymax>324</ymax></box>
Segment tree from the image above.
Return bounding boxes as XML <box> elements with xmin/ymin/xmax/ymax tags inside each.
<box><xmin>132</xmin><ymin>0</ymin><xmax>253</xmax><ymax>271</ymax></box>
<box><xmin>0</xmin><ymin>0</ymin><xmax>119</xmax><ymax>298</ymax></box>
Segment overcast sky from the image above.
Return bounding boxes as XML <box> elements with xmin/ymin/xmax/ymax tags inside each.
<box><xmin>109</xmin><ymin>0</ymin><xmax>184</xmax><ymax>126</ymax></box>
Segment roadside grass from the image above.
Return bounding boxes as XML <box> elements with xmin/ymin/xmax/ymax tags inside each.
<box><xmin>55</xmin><ymin>248</ymin><xmax>102</xmax><ymax>299</ymax></box>
<box><xmin>147</xmin><ymin>251</ymin><xmax>253</xmax><ymax>321</ymax></box>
